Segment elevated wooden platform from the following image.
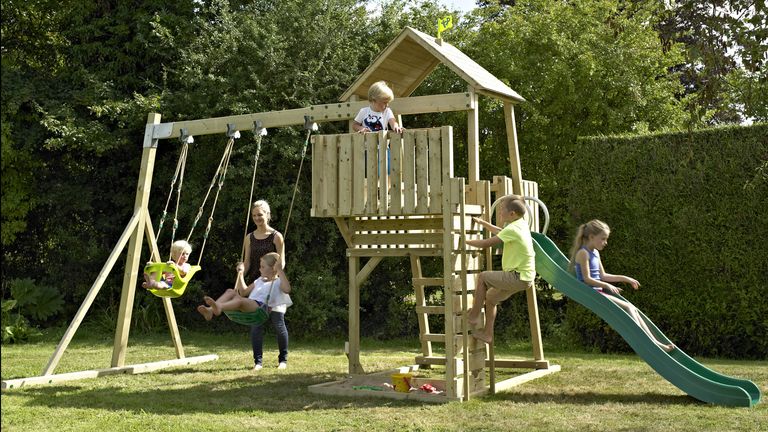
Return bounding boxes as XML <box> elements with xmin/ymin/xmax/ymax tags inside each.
<box><xmin>310</xmin><ymin>127</ymin><xmax>557</xmax><ymax>401</ymax></box>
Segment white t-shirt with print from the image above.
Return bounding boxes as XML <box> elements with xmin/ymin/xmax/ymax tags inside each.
<box><xmin>354</xmin><ymin>106</ymin><xmax>395</xmax><ymax>132</ymax></box>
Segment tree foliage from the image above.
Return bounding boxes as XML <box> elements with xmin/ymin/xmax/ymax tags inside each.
<box><xmin>1</xmin><ymin>0</ymin><xmax>762</xmax><ymax>357</ymax></box>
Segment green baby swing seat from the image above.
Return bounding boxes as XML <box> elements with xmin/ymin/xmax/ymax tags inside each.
<box><xmin>143</xmin><ymin>262</ymin><xmax>202</xmax><ymax>298</ymax></box>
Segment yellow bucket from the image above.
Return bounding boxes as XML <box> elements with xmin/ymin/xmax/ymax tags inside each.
<box><xmin>391</xmin><ymin>373</ymin><xmax>413</xmax><ymax>393</ymax></box>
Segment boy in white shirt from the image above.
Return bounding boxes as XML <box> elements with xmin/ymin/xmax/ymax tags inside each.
<box><xmin>353</xmin><ymin>81</ymin><xmax>404</xmax><ymax>133</ymax></box>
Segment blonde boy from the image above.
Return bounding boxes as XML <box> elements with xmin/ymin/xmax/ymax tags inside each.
<box><xmin>466</xmin><ymin>196</ymin><xmax>535</xmax><ymax>344</ymax></box>
<box><xmin>353</xmin><ymin>81</ymin><xmax>404</xmax><ymax>133</ymax></box>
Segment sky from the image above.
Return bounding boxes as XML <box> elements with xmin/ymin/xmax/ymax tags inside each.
<box><xmin>439</xmin><ymin>0</ymin><xmax>478</xmax><ymax>14</ymax></box>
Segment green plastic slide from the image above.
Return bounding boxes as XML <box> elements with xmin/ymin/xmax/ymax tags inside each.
<box><xmin>531</xmin><ymin>232</ymin><xmax>761</xmax><ymax>407</ymax></box>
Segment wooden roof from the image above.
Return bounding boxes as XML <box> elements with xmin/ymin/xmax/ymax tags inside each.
<box><xmin>340</xmin><ymin>27</ymin><xmax>525</xmax><ymax>104</ymax></box>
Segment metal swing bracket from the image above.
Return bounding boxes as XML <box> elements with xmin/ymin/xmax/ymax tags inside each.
<box><xmin>303</xmin><ymin>115</ymin><xmax>319</xmax><ymax>132</ymax></box>
<box><xmin>179</xmin><ymin>128</ymin><xmax>194</xmax><ymax>144</ymax></box>
<box><xmin>226</xmin><ymin>123</ymin><xmax>241</xmax><ymax>139</ymax></box>
<box><xmin>253</xmin><ymin>120</ymin><xmax>267</xmax><ymax>137</ymax></box>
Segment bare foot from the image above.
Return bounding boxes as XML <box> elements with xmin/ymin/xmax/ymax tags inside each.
<box><xmin>472</xmin><ymin>331</ymin><xmax>492</xmax><ymax>344</ymax></box>
<box><xmin>141</xmin><ymin>281</ymin><xmax>150</xmax><ymax>289</ymax></box>
<box><xmin>204</xmin><ymin>296</ymin><xmax>220</xmax><ymax>316</ymax></box>
<box><xmin>467</xmin><ymin>309</ymin><xmax>481</xmax><ymax>327</ymax></box>
<box><xmin>197</xmin><ymin>305</ymin><xmax>213</xmax><ymax>321</ymax></box>
<box><xmin>661</xmin><ymin>343</ymin><xmax>676</xmax><ymax>353</ymax></box>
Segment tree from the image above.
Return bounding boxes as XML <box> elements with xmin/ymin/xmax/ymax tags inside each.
<box><xmin>655</xmin><ymin>0</ymin><xmax>768</xmax><ymax>125</ymax></box>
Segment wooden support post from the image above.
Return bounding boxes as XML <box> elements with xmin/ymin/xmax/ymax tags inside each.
<box><xmin>467</xmin><ymin>88</ymin><xmax>480</xmax><ymax>184</ymax></box>
<box><xmin>503</xmin><ymin>103</ymin><xmax>523</xmax><ymax>195</ymax></box>
<box><xmin>348</xmin><ymin>255</ymin><xmax>364</xmax><ymax>375</ymax></box>
<box><xmin>41</xmin><ymin>213</ymin><xmax>142</xmax><ymax>376</ymax></box>
<box><xmin>526</xmin><ymin>285</ymin><xmax>545</xmax><ymax>362</ymax></box>
<box><xmin>112</xmin><ymin>113</ymin><xmax>161</xmax><ymax>367</ymax></box>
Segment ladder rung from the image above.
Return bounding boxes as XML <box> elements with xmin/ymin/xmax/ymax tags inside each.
<box><xmin>415</xmin><ymin>305</ymin><xmax>445</xmax><ymax>314</ymax></box>
<box><xmin>421</xmin><ymin>333</ymin><xmax>447</xmax><ymax>342</ymax></box>
<box><xmin>412</xmin><ymin>277</ymin><xmax>445</xmax><ymax>287</ymax></box>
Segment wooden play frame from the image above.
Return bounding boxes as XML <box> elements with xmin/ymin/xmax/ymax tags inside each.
<box><xmin>3</xmin><ymin>27</ymin><xmax>560</xmax><ymax>398</ymax></box>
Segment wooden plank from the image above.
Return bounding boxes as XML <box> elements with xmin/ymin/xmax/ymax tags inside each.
<box><xmin>325</xmin><ymin>135</ymin><xmax>339</xmax><ymax>216</ymax></box>
<box><xmin>503</xmin><ymin>102</ymin><xmax>523</xmax><ymax>194</ymax></box>
<box><xmin>349</xmin><ymin>216</ymin><xmax>443</xmax><ymax>231</ymax></box>
<box><xmin>488</xmin><ymin>359</ymin><xmax>552</xmax><ymax>369</ymax></box>
<box><xmin>467</xmin><ymin>90</ymin><xmax>480</xmax><ymax>183</ymax></box>
<box><xmin>412</xmin><ymin>277</ymin><xmax>446</xmax><ymax>287</ymax></box>
<box><xmin>346</xmin><ymin>248</ymin><xmax>442</xmax><ymax>257</ymax></box>
<box><xmin>415</xmin><ymin>130</ymin><xmax>429</xmax><ymax>213</ymax></box>
<box><xmin>378</xmin><ymin>132</ymin><xmax>389</xmax><ymax>215</ymax></box>
<box><xmin>415</xmin><ymin>305</ymin><xmax>446</xmax><ymax>314</ymax></box>
<box><xmin>493</xmin><ymin>366</ymin><xmax>561</xmax><ymax>393</ymax></box>
<box><xmin>402</xmin><ymin>131</ymin><xmax>416</xmax><ymax>213</ymax></box>
<box><xmin>365</xmin><ymin>134</ymin><xmax>378</xmax><ymax>213</ymax></box>
<box><xmin>5</xmin><ymin>355</ymin><xmax>218</xmax><ymax>390</ymax></box>
<box><xmin>351</xmin><ymin>232</ymin><xmax>443</xmax><ymax>246</ymax></box>
<box><xmin>428</xmin><ymin>128</ymin><xmax>443</xmax><ymax>213</ymax></box>
<box><xmin>313</xmin><ymin>136</ymin><xmax>328</xmax><ymax>216</ymax></box>
<box><xmin>338</xmin><ymin>135</ymin><xmax>353</xmax><ymax>216</ymax></box>
<box><xmin>311</xmin><ymin>136</ymin><xmax>320</xmax><ymax>216</ymax></box>
<box><xmin>389</xmin><ymin>133</ymin><xmax>403</xmax><ymax>215</ymax></box>
<box><xmin>352</xmin><ymin>133</ymin><xmax>366</xmax><ymax>215</ymax></box>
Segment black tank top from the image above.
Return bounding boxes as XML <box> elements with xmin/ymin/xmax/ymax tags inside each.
<box><xmin>245</xmin><ymin>231</ymin><xmax>278</xmax><ymax>283</ymax></box>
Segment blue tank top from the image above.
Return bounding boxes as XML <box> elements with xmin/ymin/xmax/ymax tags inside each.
<box><xmin>574</xmin><ymin>246</ymin><xmax>601</xmax><ymax>283</ymax></box>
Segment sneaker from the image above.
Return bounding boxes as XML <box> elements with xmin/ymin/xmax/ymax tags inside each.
<box><xmin>252</xmin><ymin>364</ymin><xmax>263</xmax><ymax>371</ymax></box>
<box><xmin>277</xmin><ymin>362</ymin><xmax>287</xmax><ymax>370</ymax></box>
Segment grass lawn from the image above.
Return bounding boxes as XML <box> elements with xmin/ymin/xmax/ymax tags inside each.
<box><xmin>1</xmin><ymin>329</ymin><xmax>765</xmax><ymax>432</ymax></box>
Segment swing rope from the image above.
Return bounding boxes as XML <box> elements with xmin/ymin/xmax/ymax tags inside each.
<box><xmin>241</xmin><ymin>121</ymin><xmax>266</xmax><ymax>261</ymax></box>
<box><xmin>190</xmin><ymin>126</ymin><xmax>240</xmax><ymax>265</ymax></box>
<box><xmin>154</xmin><ymin>131</ymin><xmax>191</xmax><ymax>261</ymax></box>
<box><xmin>283</xmin><ymin>116</ymin><xmax>317</xmax><ymax>239</ymax></box>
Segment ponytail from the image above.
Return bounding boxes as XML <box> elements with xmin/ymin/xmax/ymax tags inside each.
<box><xmin>568</xmin><ymin>220</ymin><xmax>610</xmax><ymax>273</ymax></box>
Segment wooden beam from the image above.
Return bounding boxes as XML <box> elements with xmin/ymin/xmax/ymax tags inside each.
<box><xmin>153</xmin><ymin>93</ymin><xmax>475</xmax><ymax>140</ymax></box>
<box><xmin>41</xmin><ymin>211</ymin><xmax>142</xmax><ymax>376</ymax></box>
<box><xmin>112</xmin><ymin>113</ymin><xmax>161</xmax><ymax>368</ymax></box>
<box><xmin>4</xmin><ymin>355</ymin><xmax>218</xmax><ymax>390</ymax></box>
<box><xmin>503</xmin><ymin>102</ymin><xmax>523</xmax><ymax>194</ymax></box>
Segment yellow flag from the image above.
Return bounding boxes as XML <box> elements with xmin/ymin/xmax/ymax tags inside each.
<box><xmin>437</xmin><ymin>15</ymin><xmax>453</xmax><ymax>39</ymax></box>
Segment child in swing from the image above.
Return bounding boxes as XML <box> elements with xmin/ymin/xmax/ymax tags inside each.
<box><xmin>570</xmin><ymin>219</ymin><xmax>675</xmax><ymax>352</ymax></box>
<box><xmin>197</xmin><ymin>252</ymin><xmax>291</xmax><ymax>319</ymax></box>
<box><xmin>197</xmin><ymin>252</ymin><xmax>292</xmax><ymax>369</ymax></box>
<box><xmin>352</xmin><ymin>81</ymin><xmax>404</xmax><ymax>133</ymax></box>
<box><xmin>142</xmin><ymin>240</ymin><xmax>192</xmax><ymax>290</ymax></box>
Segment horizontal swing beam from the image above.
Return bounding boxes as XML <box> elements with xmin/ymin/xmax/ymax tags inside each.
<box><xmin>151</xmin><ymin>93</ymin><xmax>475</xmax><ymax>140</ymax></box>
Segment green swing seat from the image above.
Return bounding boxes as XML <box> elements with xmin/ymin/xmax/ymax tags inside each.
<box><xmin>224</xmin><ymin>306</ymin><xmax>270</xmax><ymax>326</ymax></box>
<box><xmin>143</xmin><ymin>262</ymin><xmax>202</xmax><ymax>298</ymax></box>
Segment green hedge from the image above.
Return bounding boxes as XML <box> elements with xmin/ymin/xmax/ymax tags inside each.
<box><xmin>561</xmin><ymin>123</ymin><xmax>768</xmax><ymax>359</ymax></box>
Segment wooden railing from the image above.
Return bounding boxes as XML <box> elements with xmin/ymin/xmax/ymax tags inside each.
<box><xmin>311</xmin><ymin>126</ymin><xmax>454</xmax><ymax>217</ymax></box>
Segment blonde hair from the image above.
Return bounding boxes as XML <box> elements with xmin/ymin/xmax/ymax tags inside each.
<box><xmin>568</xmin><ymin>220</ymin><xmax>610</xmax><ymax>272</ymax></box>
<box><xmin>500</xmin><ymin>195</ymin><xmax>527</xmax><ymax>216</ymax></box>
<box><xmin>368</xmin><ymin>81</ymin><xmax>394</xmax><ymax>103</ymax></box>
<box><xmin>170</xmin><ymin>239</ymin><xmax>192</xmax><ymax>261</ymax></box>
<box><xmin>251</xmin><ymin>199</ymin><xmax>271</xmax><ymax>223</ymax></box>
<box><xmin>261</xmin><ymin>252</ymin><xmax>280</xmax><ymax>267</ymax></box>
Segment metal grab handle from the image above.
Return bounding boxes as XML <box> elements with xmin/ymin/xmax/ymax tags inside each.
<box><xmin>489</xmin><ymin>194</ymin><xmax>550</xmax><ymax>236</ymax></box>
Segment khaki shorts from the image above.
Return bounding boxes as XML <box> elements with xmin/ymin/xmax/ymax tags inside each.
<box><xmin>480</xmin><ymin>270</ymin><xmax>533</xmax><ymax>302</ymax></box>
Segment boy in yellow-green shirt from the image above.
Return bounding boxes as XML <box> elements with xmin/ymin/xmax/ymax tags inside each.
<box><xmin>466</xmin><ymin>195</ymin><xmax>535</xmax><ymax>344</ymax></box>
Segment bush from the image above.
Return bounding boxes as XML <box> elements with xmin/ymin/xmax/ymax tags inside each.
<box><xmin>563</xmin><ymin>123</ymin><xmax>768</xmax><ymax>359</ymax></box>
